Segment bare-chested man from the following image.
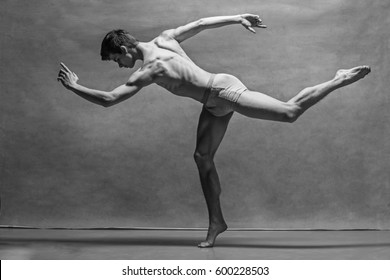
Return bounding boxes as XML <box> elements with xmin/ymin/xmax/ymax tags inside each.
<box><xmin>57</xmin><ymin>14</ymin><xmax>371</xmax><ymax>247</ymax></box>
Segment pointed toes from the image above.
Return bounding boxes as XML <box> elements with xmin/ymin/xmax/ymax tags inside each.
<box><xmin>198</xmin><ymin>241</ymin><xmax>213</xmax><ymax>248</ymax></box>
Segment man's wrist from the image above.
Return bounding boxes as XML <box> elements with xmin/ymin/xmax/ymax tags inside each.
<box><xmin>69</xmin><ymin>83</ymin><xmax>80</xmax><ymax>92</ymax></box>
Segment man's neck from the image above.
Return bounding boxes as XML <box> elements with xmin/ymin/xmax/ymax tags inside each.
<box><xmin>135</xmin><ymin>43</ymin><xmax>146</xmax><ymax>61</ymax></box>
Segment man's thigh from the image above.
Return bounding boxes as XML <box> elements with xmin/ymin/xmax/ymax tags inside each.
<box><xmin>195</xmin><ymin>107</ymin><xmax>233</xmax><ymax>156</ymax></box>
<box><xmin>235</xmin><ymin>90</ymin><xmax>292</xmax><ymax>121</ymax></box>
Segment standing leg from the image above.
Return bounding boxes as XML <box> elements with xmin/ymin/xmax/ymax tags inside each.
<box><xmin>235</xmin><ymin>66</ymin><xmax>371</xmax><ymax>121</ymax></box>
<box><xmin>194</xmin><ymin>107</ymin><xmax>233</xmax><ymax>248</ymax></box>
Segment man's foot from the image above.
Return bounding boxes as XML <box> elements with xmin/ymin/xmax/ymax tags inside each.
<box><xmin>198</xmin><ymin>222</ymin><xmax>228</xmax><ymax>248</ymax></box>
<box><xmin>335</xmin><ymin>65</ymin><xmax>371</xmax><ymax>87</ymax></box>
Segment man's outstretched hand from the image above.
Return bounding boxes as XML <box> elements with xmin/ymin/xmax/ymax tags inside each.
<box><xmin>57</xmin><ymin>62</ymin><xmax>79</xmax><ymax>90</ymax></box>
<box><xmin>240</xmin><ymin>14</ymin><xmax>267</xmax><ymax>33</ymax></box>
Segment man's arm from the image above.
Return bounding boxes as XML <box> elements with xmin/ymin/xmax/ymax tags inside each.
<box><xmin>162</xmin><ymin>14</ymin><xmax>266</xmax><ymax>43</ymax></box>
<box><xmin>57</xmin><ymin>63</ymin><xmax>142</xmax><ymax>107</ymax></box>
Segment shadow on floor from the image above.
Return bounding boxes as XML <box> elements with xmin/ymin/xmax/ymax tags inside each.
<box><xmin>1</xmin><ymin>236</ymin><xmax>390</xmax><ymax>250</ymax></box>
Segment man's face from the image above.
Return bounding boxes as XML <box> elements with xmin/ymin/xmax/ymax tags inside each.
<box><xmin>109</xmin><ymin>50</ymin><xmax>135</xmax><ymax>68</ymax></box>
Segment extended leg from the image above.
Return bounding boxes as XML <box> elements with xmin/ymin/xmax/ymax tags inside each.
<box><xmin>235</xmin><ymin>66</ymin><xmax>371</xmax><ymax>121</ymax></box>
<box><xmin>194</xmin><ymin>107</ymin><xmax>233</xmax><ymax>248</ymax></box>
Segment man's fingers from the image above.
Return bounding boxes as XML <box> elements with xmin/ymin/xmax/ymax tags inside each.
<box><xmin>60</xmin><ymin>62</ymin><xmax>71</xmax><ymax>73</ymax></box>
<box><xmin>255</xmin><ymin>18</ymin><xmax>266</xmax><ymax>28</ymax></box>
<box><xmin>58</xmin><ymin>71</ymin><xmax>67</xmax><ymax>80</ymax></box>
<box><xmin>58</xmin><ymin>71</ymin><xmax>67</xmax><ymax>78</ymax></box>
<box><xmin>242</xmin><ymin>14</ymin><xmax>265</xmax><ymax>32</ymax></box>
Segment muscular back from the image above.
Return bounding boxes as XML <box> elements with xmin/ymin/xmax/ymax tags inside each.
<box><xmin>128</xmin><ymin>33</ymin><xmax>212</xmax><ymax>102</ymax></box>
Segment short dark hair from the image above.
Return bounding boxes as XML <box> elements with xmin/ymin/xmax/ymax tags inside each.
<box><xmin>100</xmin><ymin>29</ymin><xmax>139</xmax><ymax>60</ymax></box>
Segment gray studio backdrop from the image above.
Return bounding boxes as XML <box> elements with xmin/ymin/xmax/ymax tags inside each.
<box><xmin>1</xmin><ymin>0</ymin><xmax>389</xmax><ymax>228</ymax></box>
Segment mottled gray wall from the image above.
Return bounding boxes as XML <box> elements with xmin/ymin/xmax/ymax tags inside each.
<box><xmin>1</xmin><ymin>0</ymin><xmax>389</xmax><ymax>228</ymax></box>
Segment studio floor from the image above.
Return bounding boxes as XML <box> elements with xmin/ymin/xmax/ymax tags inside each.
<box><xmin>0</xmin><ymin>228</ymin><xmax>389</xmax><ymax>259</ymax></box>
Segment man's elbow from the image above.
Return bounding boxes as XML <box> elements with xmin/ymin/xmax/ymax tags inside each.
<box><xmin>181</xmin><ymin>19</ymin><xmax>203</xmax><ymax>33</ymax></box>
<box><xmin>101</xmin><ymin>100</ymin><xmax>113</xmax><ymax>107</ymax></box>
<box><xmin>197</xmin><ymin>18</ymin><xmax>205</xmax><ymax>27</ymax></box>
<box><xmin>188</xmin><ymin>19</ymin><xmax>204</xmax><ymax>32</ymax></box>
<box><xmin>100</xmin><ymin>93</ymin><xmax>116</xmax><ymax>107</ymax></box>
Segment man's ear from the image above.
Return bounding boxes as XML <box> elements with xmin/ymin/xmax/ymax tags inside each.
<box><xmin>120</xmin><ymin>46</ymin><xmax>128</xmax><ymax>54</ymax></box>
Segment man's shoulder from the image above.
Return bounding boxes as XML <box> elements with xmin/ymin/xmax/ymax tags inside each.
<box><xmin>127</xmin><ymin>65</ymin><xmax>156</xmax><ymax>87</ymax></box>
<box><xmin>128</xmin><ymin>57</ymin><xmax>169</xmax><ymax>86</ymax></box>
<box><xmin>151</xmin><ymin>31</ymin><xmax>177</xmax><ymax>47</ymax></box>
<box><xmin>158</xmin><ymin>29</ymin><xmax>177</xmax><ymax>40</ymax></box>
<box><xmin>151</xmin><ymin>31</ymin><xmax>191</xmax><ymax>59</ymax></box>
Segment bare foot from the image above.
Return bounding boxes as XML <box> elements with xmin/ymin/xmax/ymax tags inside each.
<box><xmin>198</xmin><ymin>223</ymin><xmax>227</xmax><ymax>248</ymax></box>
<box><xmin>335</xmin><ymin>65</ymin><xmax>371</xmax><ymax>87</ymax></box>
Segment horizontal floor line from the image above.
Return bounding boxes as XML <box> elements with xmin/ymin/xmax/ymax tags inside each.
<box><xmin>0</xmin><ymin>225</ymin><xmax>389</xmax><ymax>231</ymax></box>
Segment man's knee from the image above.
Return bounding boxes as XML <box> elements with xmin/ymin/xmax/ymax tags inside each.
<box><xmin>194</xmin><ymin>151</ymin><xmax>214</xmax><ymax>170</ymax></box>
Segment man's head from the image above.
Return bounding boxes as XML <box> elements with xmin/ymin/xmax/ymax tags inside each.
<box><xmin>100</xmin><ymin>29</ymin><xmax>140</xmax><ymax>68</ymax></box>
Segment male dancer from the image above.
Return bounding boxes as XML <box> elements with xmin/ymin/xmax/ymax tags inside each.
<box><xmin>58</xmin><ymin>14</ymin><xmax>371</xmax><ymax>247</ymax></box>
